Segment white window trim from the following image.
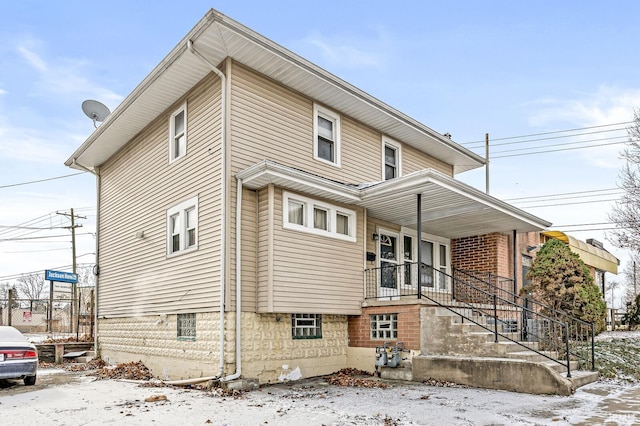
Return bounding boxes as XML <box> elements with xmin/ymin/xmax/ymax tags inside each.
<box><xmin>283</xmin><ymin>191</ymin><xmax>356</xmax><ymax>242</ymax></box>
<box><xmin>382</xmin><ymin>136</ymin><xmax>402</xmax><ymax>181</ymax></box>
<box><xmin>399</xmin><ymin>226</ymin><xmax>451</xmax><ymax>275</ymax></box>
<box><xmin>166</xmin><ymin>195</ymin><xmax>198</xmax><ymax>256</ymax></box>
<box><xmin>313</xmin><ymin>103</ymin><xmax>341</xmax><ymax>168</ymax></box>
<box><xmin>169</xmin><ymin>102</ymin><xmax>187</xmax><ymax>164</ymax></box>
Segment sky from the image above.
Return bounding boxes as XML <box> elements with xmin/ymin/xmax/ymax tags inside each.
<box><xmin>0</xmin><ymin>1</ymin><xmax>639</xmax><ymax>305</ymax></box>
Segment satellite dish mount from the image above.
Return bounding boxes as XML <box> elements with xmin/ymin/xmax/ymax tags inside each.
<box><xmin>82</xmin><ymin>99</ymin><xmax>111</xmax><ymax>128</ymax></box>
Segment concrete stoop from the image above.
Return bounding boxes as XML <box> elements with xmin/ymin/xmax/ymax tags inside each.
<box><xmin>419</xmin><ymin>307</ymin><xmax>599</xmax><ymax>395</ymax></box>
<box><xmin>412</xmin><ymin>355</ymin><xmax>577</xmax><ymax>395</ymax></box>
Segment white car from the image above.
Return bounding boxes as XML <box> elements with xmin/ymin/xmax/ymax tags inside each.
<box><xmin>0</xmin><ymin>326</ymin><xmax>38</xmax><ymax>386</ymax></box>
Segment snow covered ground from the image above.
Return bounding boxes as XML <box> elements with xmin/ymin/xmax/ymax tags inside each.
<box><xmin>2</xmin><ymin>330</ymin><xmax>639</xmax><ymax>425</ymax></box>
<box><xmin>1</xmin><ymin>370</ymin><xmax>639</xmax><ymax>425</ymax></box>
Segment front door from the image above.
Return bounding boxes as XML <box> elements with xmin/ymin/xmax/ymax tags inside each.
<box><xmin>379</xmin><ymin>231</ymin><xmax>399</xmax><ymax>298</ymax></box>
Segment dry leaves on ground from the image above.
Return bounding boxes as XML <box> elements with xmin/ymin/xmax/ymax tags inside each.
<box><xmin>89</xmin><ymin>360</ymin><xmax>155</xmax><ymax>381</ymax></box>
<box><xmin>326</xmin><ymin>368</ymin><xmax>388</xmax><ymax>388</ymax></box>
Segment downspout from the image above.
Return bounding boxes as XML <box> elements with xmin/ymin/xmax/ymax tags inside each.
<box><xmin>72</xmin><ymin>159</ymin><xmax>100</xmax><ymax>355</ymax></box>
<box><xmin>187</xmin><ymin>39</ymin><xmax>236</xmax><ymax>380</ymax></box>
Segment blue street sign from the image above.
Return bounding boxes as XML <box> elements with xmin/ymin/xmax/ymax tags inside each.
<box><xmin>45</xmin><ymin>269</ymin><xmax>78</xmax><ymax>283</ymax></box>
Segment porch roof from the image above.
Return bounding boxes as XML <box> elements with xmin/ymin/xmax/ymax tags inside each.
<box><xmin>237</xmin><ymin>160</ymin><xmax>552</xmax><ymax>239</ymax></box>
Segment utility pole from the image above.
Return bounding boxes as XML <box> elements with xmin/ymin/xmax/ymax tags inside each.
<box><xmin>485</xmin><ymin>133</ymin><xmax>490</xmax><ymax>194</ymax></box>
<box><xmin>57</xmin><ymin>208</ymin><xmax>86</xmax><ymax>335</ymax></box>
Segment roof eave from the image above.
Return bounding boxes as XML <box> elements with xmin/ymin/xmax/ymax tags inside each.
<box><xmin>65</xmin><ymin>8</ymin><xmax>484</xmax><ymax>173</ymax></box>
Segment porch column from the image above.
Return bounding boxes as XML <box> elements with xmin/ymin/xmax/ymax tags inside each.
<box><xmin>417</xmin><ymin>193</ymin><xmax>422</xmax><ymax>299</ymax></box>
<box><xmin>512</xmin><ymin>230</ymin><xmax>518</xmax><ymax>295</ymax></box>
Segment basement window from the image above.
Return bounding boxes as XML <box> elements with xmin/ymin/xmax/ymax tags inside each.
<box><xmin>370</xmin><ymin>314</ymin><xmax>398</xmax><ymax>340</ymax></box>
<box><xmin>177</xmin><ymin>313</ymin><xmax>196</xmax><ymax>341</ymax></box>
<box><xmin>292</xmin><ymin>314</ymin><xmax>322</xmax><ymax>339</ymax></box>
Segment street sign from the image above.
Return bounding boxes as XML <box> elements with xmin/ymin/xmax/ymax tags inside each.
<box><xmin>45</xmin><ymin>269</ymin><xmax>78</xmax><ymax>283</ymax></box>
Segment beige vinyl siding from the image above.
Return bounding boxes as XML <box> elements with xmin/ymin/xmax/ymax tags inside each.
<box><xmin>98</xmin><ymin>74</ymin><xmax>223</xmax><ymax>317</ymax></box>
<box><xmin>230</xmin><ymin>62</ymin><xmax>382</xmax><ymax>184</ymax></box>
<box><xmin>402</xmin><ymin>143</ymin><xmax>453</xmax><ymax>176</ymax></box>
<box><xmin>233</xmin><ymin>186</ymin><xmax>258</xmax><ymax>312</ymax></box>
<box><xmin>256</xmin><ymin>186</ymin><xmax>274</xmax><ymax>312</ymax></box>
<box><xmin>255</xmin><ymin>188</ymin><xmax>363</xmax><ymax>315</ymax></box>
<box><xmin>229</xmin><ymin>61</ymin><xmax>454</xmax><ymax>182</ymax></box>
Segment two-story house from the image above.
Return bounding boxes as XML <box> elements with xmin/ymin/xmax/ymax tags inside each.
<box><xmin>66</xmin><ymin>9</ymin><xmax>560</xmax><ymax>387</ymax></box>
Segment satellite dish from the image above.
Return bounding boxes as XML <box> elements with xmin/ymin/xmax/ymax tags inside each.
<box><xmin>82</xmin><ymin>99</ymin><xmax>111</xmax><ymax>128</ymax></box>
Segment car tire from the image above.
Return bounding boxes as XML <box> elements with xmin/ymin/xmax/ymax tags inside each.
<box><xmin>24</xmin><ymin>376</ymin><xmax>36</xmax><ymax>386</ymax></box>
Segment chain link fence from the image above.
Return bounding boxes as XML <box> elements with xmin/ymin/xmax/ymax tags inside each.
<box><xmin>0</xmin><ymin>288</ymin><xmax>94</xmax><ymax>339</ymax></box>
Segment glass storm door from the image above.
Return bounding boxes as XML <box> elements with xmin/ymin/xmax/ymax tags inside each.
<box><xmin>379</xmin><ymin>232</ymin><xmax>399</xmax><ymax>297</ymax></box>
<box><xmin>420</xmin><ymin>240</ymin><xmax>434</xmax><ymax>289</ymax></box>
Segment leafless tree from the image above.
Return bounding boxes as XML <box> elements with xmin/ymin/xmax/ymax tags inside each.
<box><xmin>609</xmin><ymin>109</ymin><xmax>640</xmax><ymax>252</ymax></box>
<box><xmin>621</xmin><ymin>254</ymin><xmax>640</xmax><ymax>307</ymax></box>
<box><xmin>15</xmin><ymin>273</ymin><xmax>46</xmax><ymax>300</ymax></box>
<box><xmin>76</xmin><ymin>265</ymin><xmax>96</xmax><ymax>288</ymax></box>
<box><xmin>605</xmin><ymin>280</ymin><xmax>622</xmax><ymax>309</ymax></box>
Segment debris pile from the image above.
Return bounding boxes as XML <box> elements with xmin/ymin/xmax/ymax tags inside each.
<box><xmin>43</xmin><ymin>334</ymin><xmax>93</xmax><ymax>343</ymax></box>
<box><xmin>89</xmin><ymin>360</ymin><xmax>155</xmax><ymax>381</ymax></box>
<box><xmin>326</xmin><ymin>368</ymin><xmax>388</xmax><ymax>388</ymax></box>
<box><xmin>64</xmin><ymin>358</ymin><xmax>107</xmax><ymax>372</ymax></box>
<box><xmin>422</xmin><ymin>377</ymin><xmax>466</xmax><ymax>388</ymax></box>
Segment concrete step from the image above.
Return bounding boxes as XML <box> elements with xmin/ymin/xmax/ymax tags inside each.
<box><xmin>543</xmin><ymin>360</ymin><xmax>579</xmax><ymax>374</ymax></box>
<box><xmin>562</xmin><ymin>370</ymin><xmax>599</xmax><ymax>389</ymax></box>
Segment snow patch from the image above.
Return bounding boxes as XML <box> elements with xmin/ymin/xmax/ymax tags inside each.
<box><xmin>278</xmin><ymin>366</ymin><xmax>302</xmax><ymax>382</ymax></box>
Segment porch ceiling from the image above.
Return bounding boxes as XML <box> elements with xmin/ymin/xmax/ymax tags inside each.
<box><xmin>65</xmin><ymin>9</ymin><xmax>483</xmax><ymax>174</ymax></box>
<box><xmin>238</xmin><ymin>161</ymin><xmax>552</xmax><ymax>239</ymax></box>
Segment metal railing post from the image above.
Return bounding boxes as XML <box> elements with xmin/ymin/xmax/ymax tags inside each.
<box><xmin>493</xmin><ymin>294</ymin><xmax>498</xmax><ymax>343</ymax></box>
<box><xmin>565</xmin><ymin>323</ymin><xmax>571</xmax><ymax>378</ymax></box>
<box><xmin>591</xmin><ymin>322</ymin><xmax>595</xmax><ymax>371</ymax></box>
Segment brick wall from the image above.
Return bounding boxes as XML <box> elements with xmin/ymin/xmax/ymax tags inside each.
<box><xmin>452</xmin><ymin>233</ymin><xmax>504</xmax><ymax>274</ymax></box>
<box><xmin>348</xmin><ymin>305</ymin><xmax>420</xmax><ymax>350</ymax></box>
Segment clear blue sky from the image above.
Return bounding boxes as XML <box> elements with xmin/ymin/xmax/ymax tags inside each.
<box><xmin>1</xmin><ymin>1</ymin><xmax>638</xmax><ymax>304</ymax></box>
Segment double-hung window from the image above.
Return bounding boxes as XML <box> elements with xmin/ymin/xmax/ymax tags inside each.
<box><xmin>167</xmin><ymin>196</ymin><xmax>198</xmax><ymax>255</ymax></box>
<box><xmin>283</xmin><ymin>191</ymin><xmax>356</xmax><ymax>242</ymax></box>
<box><xmin>382</xmin><ymin>137</ymin><xmax>401</xmax><ymax>180</ymax></box>
<box><xmin>169</xmin><ymin>103</ymin><xmax>187</xmax><ymax>162</ymax></box>
<box><xmin>313</xmin><ymin>104</ymin><xmax>341</xmax><ymax>166</ymax></box>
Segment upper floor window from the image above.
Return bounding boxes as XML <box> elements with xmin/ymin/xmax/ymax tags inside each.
<box><xmin>383</xmin><ymin>137</ymin><xmax>401</xmax><ymax>180</ymax></box>
<box><xmin>313</xmin><ymin>104</ymin><xmax>341</xmax><ymax>167</ymax></box>
<box><xmin>169</xmin><ymin>103</ymin><xmax>187</xmax><ymax>163</ymax></box>
<box><xmin>283</xmin><ymin>191</ymin><xmax>356</xmax><ymax>242</ymax></box>
<box><xmin>167</xmin><ymin>196</ymin><xmax>198</xmax><ymax>255</ymax></box>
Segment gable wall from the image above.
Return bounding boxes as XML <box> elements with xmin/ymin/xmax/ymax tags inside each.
<box><xmin>98</xmin><ymin>74</ymin><xmax>223</xmax><ymax>317</ymax></box>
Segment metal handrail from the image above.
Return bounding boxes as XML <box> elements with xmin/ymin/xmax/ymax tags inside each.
<box><xmin>453</xmin><ymin>267</ymin><xmax>595</xmax><ymax>370</ymax></box>
<box><xmin>364</xmin><ymin>262</ymin><xmax>596</xmax><ymax>374</ymax></box>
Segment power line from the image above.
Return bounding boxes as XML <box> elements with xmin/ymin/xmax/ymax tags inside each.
<box><xmin>504</xmin><ymin>188</ymin><xmax>620</xmax><ymax>202</ymax></box>
<box><xmin>490</xmin><ymin>135</ymin><xmax>628</xmax><ymax>155</ymax></box>
<box><xmin>516</xmin><ymin>198</ymin><xmax>621</xmax><ymax>209</ymax></box>
<box><xmin>0</xmin><ymin>172</ymin><xmax>86</xmax><ymax>189</ymax></box>
<box><xmin>493</xmin><ymin>140</ymin><xmax>626</xmax><ymax>159</ymax></box>
<box><xmin>0</xmin><ymin>232</ymin><xmax>94</xmax><ymax>242</ymax></box>
<box><xmin>462</xmin><ymin>121</ymin><xmax>634</xmax><ymax>145</ymax></box>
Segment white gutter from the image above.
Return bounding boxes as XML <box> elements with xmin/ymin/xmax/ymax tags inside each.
<box><xmin>187</xmin><ymin>39</ymin><xmax>230</xmax><ymax>380</ymax></box>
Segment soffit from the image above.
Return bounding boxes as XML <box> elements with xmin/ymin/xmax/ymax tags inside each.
<box><xmin>66</xmin><ymin>9</ymin><xmax>483</xmax><ymax>174</ymax></box>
